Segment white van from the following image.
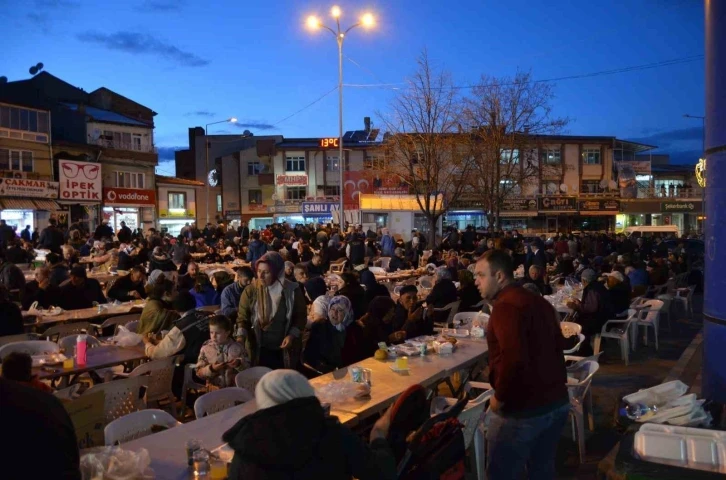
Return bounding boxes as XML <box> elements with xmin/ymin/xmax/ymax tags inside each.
<box><xmin>624</xmin><ymin>225</ymin><xmax>680</xmax><ymax>238</ymax></box>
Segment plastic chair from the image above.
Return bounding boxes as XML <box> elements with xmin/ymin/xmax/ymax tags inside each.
<box><xmin>634</xmin><ymin>299</ymin><xmax>664</xmax><ymax>351</ymax></box>
<box><xmin>93</xmin><ymin>314</ymin><xmax>141</xmax><ymax>336</ymax></box>
<box><xmin>656</xmin><ymin>294</ymin><xmax>674</xmax><ymax>331</ymax></box>
<box><xmin>234</xmin><ymin>366</ymin><xmax>272</xmax><ymax>392</ymax></box>
<box><xmin>83</xmin><ymin>375</ymin><xmax>149</xmax><ymax>424</ymax></box>
<box><xmin>180</xmin><ymin>363</ymin><xmax>207</xmax><ymax>418</ymax></box>
<box><xmin>0</xmin><ymin>333</ymin><xmax>39</xmax><ymax>346</ymax></box>
<box><xmin>452</xmin><ymin>311</ymin><xmax>488</xmax><ymax>327</ymax></box>
<box><xmin>58</xmin><ymin>334</ymin><xmax>101</xmax><ymax>353</ymax></box>
<box><xmin>124</xmin><ymin>321</ymin><xmax>139</xmax><ymax>333</ymax></box>
<box><xmin>367</xmin><ymin>266</ymin><xmax>387</xmax><ymax>275</ymax></box>
<box><xmin>0</xmin><ymin>340</ymin><xmax>59</xmax><ymax>360</ymax></box>
<box><xmin>416</xmin><ymin>276</ymin><xmax>435</xmax><ymax>290</ymax></box>
<box><xmin>54</xmin><ymin>383</ymin><xmax>81</xmax><ymax>401</ymax></box>
<box><xmin>563</xmin><ymin>334</ymin><xmax>586</xmax><ymax>355</ymax></box>
<box><xmin>40</xmin><ymin>322</ymin><xmax>94</xmax><ymax>342</ymax></box>
<box><xmin>193</xmin><ymin>387</ymin><xmax>254</xmax><ymax>419</ymax></box>
<box><xmin>567</xmin><ymin>360</ymin><xmax>600</xmax><ymax>463</ymax></box>
<box><xmin>329</xmin><ymin>259</ymin><xmax>346</xmax><ymax>274</ymax></box>
<box><xmin>592</xmin><ymin>309</ymin><xmax>640</xmax><ymax>366</ymax></box>
<box><xmin>378</xmin><ymin>257</ymin><xmax>391</xmax><ymax>270</ymax></box>
<box><xmin>673</xmin><ymin>285</ymin><xmax>696</xmax><ymax>320</ymax></box>
<box><xmin>432</xmin><ymin>301</ymin><xmax>461</xmax><ymax>329</ymax></box>
<box><xmin>104</xmin><ymin>409</ymin><xmax>180</xmax><ymax>445</ymax></box>
<box><xmin>126</xmin><ymin>357</ymin><xmax>179</xmax><ymax>417</ymax></box>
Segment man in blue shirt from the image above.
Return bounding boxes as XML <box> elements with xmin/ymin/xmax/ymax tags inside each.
<box><xmin>220</xmin><ymin>266</ymin><xmax>254</xmax><ymax>318</ymax></box>
<box><xmin>626</xmin><ymin>262</ymin><xmax>649</xmax><ymax>290</ymax></box>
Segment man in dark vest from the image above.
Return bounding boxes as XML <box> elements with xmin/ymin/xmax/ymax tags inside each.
<box><xmin>346</xmin><ymin>233</ymin><xmax>365</xmax><ymax>266</ymax></box>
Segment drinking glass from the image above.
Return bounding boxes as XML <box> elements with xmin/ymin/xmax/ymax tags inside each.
<box><xmin>395</xmin><ymin>356</ymin><xmax>408</xmax><ymax>370</ymax></box>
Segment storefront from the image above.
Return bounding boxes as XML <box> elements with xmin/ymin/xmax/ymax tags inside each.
<box><xmin>534</xmin><ymin>196</ymin><xmax>578</xmax><ymax>233</ymax></box>
<box><xmin>572</xmin><ymin>199</ymin><xmax>620</xmax><ymax>233</ymax></box>
<box><xmin>103</xmin><ymin>187</ymin><xmax>156</xmax><ymax>234</ymax></box>
<box><xmin>58</xmin><ymin>159</ymin><xmax>103</xmax><ymax>232</ymax></box>
<box><xmin>0</xmin><ymin>177</ymin><xmax>60</xmax><ymax>231</ymax></box>
<box><xmin>444</xmin><ymin>210</ymin><xmax>487</xmax><ymax>230</ymax></box>
<box><xmin>619</xmin><ymin>200</ymin><xmax>702</xmax><ymax>236</ymax></box>
<box><xmin>156</xmin><ymin>175</ymin><xmax>202</xmax><ymax>236</ymax></box>
<box><xmin>359</xmin><ymin>194</ymin><xmax>444</xmax><ymax>241</ymax></box>
<box><xmin>499</xmin><ymin>198</ymin><xmax>539</xmax><ymax>231</ymax></box>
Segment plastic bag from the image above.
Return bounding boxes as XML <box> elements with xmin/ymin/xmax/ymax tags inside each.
<box><xmin>316</xmin><ymin>381</ymin><xmax>370</xmax><ymax>404</ymax></box>
<box><xmin>113</xmin><ymin>326</ymin><xmax>143</xmax><ymax>347</ymax></box>
<box><xmin>80</xmin><ymin>446</ymin><xmax>154</xmax><ymax>480</ymax></box>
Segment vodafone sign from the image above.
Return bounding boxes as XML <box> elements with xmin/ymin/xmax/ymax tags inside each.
<box><xmin>103</xmin><ymin>187</ymin><xmax>156</xmax><ymax>206</ymax></box>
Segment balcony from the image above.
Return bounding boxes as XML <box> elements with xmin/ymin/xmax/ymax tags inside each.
<box><xmin>636</xmin><ymin>187</ymin><xmax>703</xmax><ymax>199</ymax></box>
<box><xmin>89</xmin><ymin>138</ymin><xmax>156</xmax><ymax>154</ymax></box>
<box><xmin>274</xmin><ymin>196</ymin><xmax>339</xmax><ymax>206</ymax></box>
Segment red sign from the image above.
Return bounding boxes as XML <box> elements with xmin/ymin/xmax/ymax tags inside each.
<box><xmin>103</xmin><ymin>187</ymin><xmax>156</xmax><ymax>206</ymax></box>
<box><xmin>248</xmin><ymin>204</ymin><xmax>268</xmax><ymax>212</ymax></box>
<box><xmin>343</xmin><ymin>171</ymin><xmax>409</xmax><ymax>209</ymax></box>
<box><xmin>276</xmin><ymin>174</ymin><xmax>308</xmax><ymax>186</ymax></box>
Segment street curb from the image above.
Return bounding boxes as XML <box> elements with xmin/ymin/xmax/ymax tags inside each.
<box><xmin>664</xmin><ymin>330</ymin><xmax>703</xmax><ymax>384</ymax></box>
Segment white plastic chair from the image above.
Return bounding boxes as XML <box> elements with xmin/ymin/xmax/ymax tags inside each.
<box><xmin>58</xmin><ymin>334</ymin><xmax>101</xmax><ymax>353</ymax></box>
<box><xmin>125</xmin><ymin>357</ymin><xmax>179</xmax><ymax>417</ymax></box>
<box><xmin>93</xmin><ymin>314</ymin><xmax>141</xmax><ymax>336</ymax></box>
<box><xmin>0</xmin><ymin>340</ymin><xmax>59</xmax><ymax>360</ymax></box>
<box><xmin>452</xmin><ymin>311</ymin><xmax>488</xmax><ymax>327</ymax></box>
<box><xmin>83</xmin><ymin>375</ymin><xmax>149</xmax><ymax>424</ymax></box>
<box><xmin>0</xmin><ymin>333</ymin><xmax>39</xmax><ymax>346</ymax></box>
<box><xmin>193</xmin><ymin>387</ymin><xmax>254</xmax><ymax>419</ymax></box>
<box><xmin>104</xmin><ymin>409</ymin><xmax>180</xmax><ymax>445</ymax></box>
<box><xmin>673</xmin><ymin>285</ymin><xmax>696</xmax><ymax>320</ymax></box>
<box><xmin>593</xmin><ymin>309</ymin><xmax>640</xmax><ymax>366</ymax></box>
<box><xmin>566</xmin><ymin>360</ymin><xmax>600</xmax><ymax>463</ymax></box>
<box><xmin>54</xmin><ymin>383</ymin><xmax>81</xmax><ymax>402</ymax></box>
<box><xmin>378</xmin><ymin>257</ymin><xmax>391</xmax><ymax>270</ymax></box>
<box><xmin>432</xmin><ymin>301</ymin><xmax>461</xmax><ymax>329</ymax></box>
<box><xmin>417</xmin><ymin>275</ymin><xmax>435</xmax><ymax>290</ymax></box>
<box><xmin>329</xmin><ymin>259</ymin><xmax>346</xmax><ymax>274</ymax></box>
<box><xmin>124</xmin><ymin>320</ymin><xmax>139</xmax><ymax>333</ymax></box>
<box><xmin>234</xmin><ymin>366</ymin><xmax>272</xmax><ymax>392</ymax></box>
<box><xmin>180</xmin><ymin>363</ymin><xmax>207</xmax><ymax>418</ymax></box>
<box><xmin>41</xmin><ymin>322</ymin><xmax>94</xmax><ymax>342</ymax></box>
<box><xmin>563</xmin><ymin>334</ymin><xmax>586</xmax><ymax>355</ymax></box>
<box><xmin>634</xmin><ymin>299</ymin><xmax>664</xmax><ymax>351</ymax></box>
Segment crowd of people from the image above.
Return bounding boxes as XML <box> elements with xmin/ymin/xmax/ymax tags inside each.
<box><xmin>0</xmin><ymin>216</ymin><xmax>702</xmax><ymax>479</ymax></box>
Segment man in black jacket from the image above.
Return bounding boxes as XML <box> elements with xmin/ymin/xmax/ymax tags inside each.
<box><xmin>107</xmin><ymin>267</ymin><xmax>147</xmax><ymax>302</ymax></box>
<box><xmin>46</xmin><ymin>252</ymin><xmax>70</xmax><ymax>287</ymax></box>
<box><xmin>38</xmin><ymin>219</ymin><xmax>64</xmax><ymax>254</ymax></box>
<box><xmin>117</xmin><ymin>221</ymin><xmax>132</xmax><ymax>243</ymax></box>
<box><xmin>567</xmin><ymin>269</ymin><xmax>610</xmax><ymax>354</ymax></box>
<box><xmin>59</xmin><ymin>266</ymin><xmax>106</xmax><ymax>310</ymax></box>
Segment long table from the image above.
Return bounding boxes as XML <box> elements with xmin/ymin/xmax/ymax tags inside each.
<box><xmin>34</xmin><ymin>344</ymin><xmax>146</xmax><ymax>381</ymax></box>
<box><xmin>22</xmin><ymin>302</ymin><xmax>145</xmax><ymax>328</ymax></box>
<box><xmin>121</xmin><ymin>337</ymin><xmax>488</xmax><ymax>478</ymax></box>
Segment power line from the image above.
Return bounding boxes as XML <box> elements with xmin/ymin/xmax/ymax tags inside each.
<box><xmin>342</xmin><ymin>54</ymin><xmax>704</xmax><ymax>91</ymax></box>
<box><xmin>272</xmin><ymin>85</ymin><xmax>339</xmax><ymax>126</ymax></box>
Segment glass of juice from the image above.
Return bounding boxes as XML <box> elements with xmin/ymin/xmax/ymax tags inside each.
<box><xmin>210</xmin><ymin>459</ymin><xmax>227</xmax><ymax>479</ymax></box>
<box><xmin>395</xmin><ymin>356</ymin><xmax>408</xmax><ymax>370</ymax></box>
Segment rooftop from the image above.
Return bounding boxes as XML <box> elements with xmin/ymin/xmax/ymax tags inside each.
<box><xmin>155</xmin><ymin>175</ymin><xmax>204</xmax><ymax>187</ymax></box>
<box><xmin>60</xmin><ymin>103</ymin><xmax>151</xmax><ymax>127</ymax></box>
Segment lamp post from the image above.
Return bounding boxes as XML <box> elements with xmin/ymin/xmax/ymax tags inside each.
<box><xmin>306</xmin><ymin>7</ymin><xmax>375</xmax><ymax>226</ymax></box>
<box><xmin>205</xmin><ymin>117</ymin><xmax>237</xmax><ymax>225</ymax></box>
<box><xmin>683</xmin><ymin>114</ymin><xmax>706</xmax><ymax>234</ymax></box>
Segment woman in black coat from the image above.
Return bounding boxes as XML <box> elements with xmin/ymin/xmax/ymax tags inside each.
<box><xmin>222</xmin><ymin>369</ymin><xmax>395</xmax><ymax>480</ymax></box>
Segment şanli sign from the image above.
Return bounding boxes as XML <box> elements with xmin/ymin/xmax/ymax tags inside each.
<box><xmin>59</xmin><ymin>159</ymin><xmax>102</xmax><ymax>202</ymax></box>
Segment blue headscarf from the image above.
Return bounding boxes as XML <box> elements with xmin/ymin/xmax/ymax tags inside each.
<box><xmin>327</xmin><ymin>295</ymin><xmax>354</xmax><ymax>332</ymax></box>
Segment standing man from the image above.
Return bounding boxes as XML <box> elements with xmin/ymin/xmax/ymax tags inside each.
<box><xmin>117</xmin><ymin>221</ymin><xmax>132</xmax><ymax>244</ymax></box>
<box><xmin>20</xmin><ymin>225</ymin><xmax>31</xmax><ymax>243</ymax></box>
<box><xmin>220</xmin><ymin>266</ymin><xmax>254</xmax><ymax>318</ymax></box>
<box><xmin>474</xmin><ymin>250</ymin><xmax>569</xmax><ymax>479</ymax></box>
<box><xmin>37</xmin><ymin>219</ymin><xmax>64</xmax><ymax>255</ymax></box>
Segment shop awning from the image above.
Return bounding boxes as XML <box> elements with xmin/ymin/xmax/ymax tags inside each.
<box><xmin>500</xmin><ymin>212</ymin><xmax>539</xmax><ymax>217</ymax></box>
<box><xmin>1</xmin><ymin>199</ymin><xmax>37</xmax><ymax>210</ymax></box>
<box><xmin>33</xmin><ymin>200</ymin><xmax>60</xmax><ymax>210</ymax></box>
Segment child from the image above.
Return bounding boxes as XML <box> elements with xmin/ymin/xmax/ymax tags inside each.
<box><xmin>196</xmin><ymin>315</ymin><xmax>249</xmax><ymax>388</ymax></box>
<box><xmin>1</xmin><ymin>352</ymin><xmax>52</xmax><ymax>393</ymax></box>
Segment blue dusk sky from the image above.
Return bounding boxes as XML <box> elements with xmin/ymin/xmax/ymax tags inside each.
<box><xmin>2</xmin><ymin>0</ymin><xmax>705</xmax><ymax>176</ymax></box>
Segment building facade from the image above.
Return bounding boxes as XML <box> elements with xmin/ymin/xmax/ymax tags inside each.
<box><xmin>155</xmin><ymin>175</ymin><xmax>203</xmax><ymax>236</ymax></box>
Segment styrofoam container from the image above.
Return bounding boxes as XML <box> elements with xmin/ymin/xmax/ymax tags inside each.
<box><xmin>634</xmin><ymin>426</ymin><xmax>726</xmax><ymax>473</ymax></box>
<box><xmin>623</xmin><ymin>380</ymin><xmax>689</xmax><ymax>407</ymax></box>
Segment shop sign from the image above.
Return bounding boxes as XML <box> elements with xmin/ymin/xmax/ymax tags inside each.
<box><xmin>578</xmin><ymin>199</ymin><xmax>620</xmax><ymax>213</ymax></box>
<box><xmin>159</xmin><ymin>209</ymin><xmax>194</xmax><ymax>218</ymax></box>
<box><xmin>301</xmin><ymin>202</ymin><xmax>338</xmax><ymax>215</ymax></box>
<box><xmin>538</xmin><ymin>196</ymin><xmax>577</xmax><ymax>212</ymax></box>
<box><xmin>374</xmin><ymin>186</ymin><xmax>409</xmax><ymax>195</ymax></box>
<box><xmin>275</xmin><ymin>174</ymin><xmax>308</xmax><ymax>186</ymax></box>
<box><xmin>248</xmin><ymin>204</ymin><xmax>267</xmax><ymax>212</ymax></box>
<box><xmin>661</xmin><ymin>201</ymin><xmax>698</xmax><ymax>213</ymax></box>
<box><xmin>103</xmin><ymin>187</ymin><xmax>156</xmax><ymax>206</ymax></box>
<box><xmin>501</xmin><ymin>198</ymin><xmax>538</xmax><ymax>212</ymax></box>
<box><xmin>59</xmin><ymin>159</ymin><xmax>102</xmax><ymax>202</ymax></box>
<box><xmin>0</xmin><ymin>178</ymin><xmax>58</xmax><ymax>198</ymax></box>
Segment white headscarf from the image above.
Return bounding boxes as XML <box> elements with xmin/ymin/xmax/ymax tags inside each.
<box><xmin>255</xmin><ymin>369</ymin><xmax>316</xmax><ymax>410</ymax></box>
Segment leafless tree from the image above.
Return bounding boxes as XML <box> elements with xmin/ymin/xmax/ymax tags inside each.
<box><xmin>376</xmin><ymin>51</ymin><xmax>474</xmax><ymax>246</ymax></box>
<box><xmin>463</xmin><ymin>71</ymin><xmax>568</xmax><ymax>230</ymax></box>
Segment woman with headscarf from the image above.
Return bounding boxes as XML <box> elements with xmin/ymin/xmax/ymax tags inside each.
<box><xmin>211</xmin><ymin>270</ymin><xmax>234</xmax><ymax>305</ymax></box>
<box><xmin>304</xmin><ymin>276</ymin><xmax>329</xmax><ymax>320</ymax></box>
<box><xmin>222</xmin><ymin>369</ymin><xmax>396</xmax><ymax>480</ymax></box>
<box><xmin>190</xmin><ymin>272</ymin><xmax>217</xmax><ymax>307</ymax></box>
<box><xmin>358</xmin><ymin>296</ymin><xmax>402</xmax><ymax>353</ymax></box>
<box><xmin>236</xmin><ymin>251</ymin><xmax>307</xmax><ymax>370</ymax></box>
<box><xmin>303</xmin><ymin>296</ymin><xmax>366</xmax><ymax>375</ymax></box>
<box><xmin>359</xmin><ymin>269</ymin><xmax>390</xmax><ymax>306</ymax></box>
<box><xmin>336</xmin><ymin>272</ymin><xmax>366</xmax><ymax>320</ymax></box>
<box><xmin>457</xmin><ymin>269</ymin><xmax>482</xmax><ymax>312</ymax></box>
<box><xmin>137</xmin><ymin>272</ymin><xmax>179</xmax><ymax>334</ymax></box>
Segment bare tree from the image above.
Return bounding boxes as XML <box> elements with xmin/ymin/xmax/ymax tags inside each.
<box><xmin>463</xmin><ymin>71</ymin><xmax>568</xmax><ymax>230</ymax></box>
<box><xmin>376</xmin><ymin>51</ymin><xmax>474</xmax><ymax>246</ymax></box>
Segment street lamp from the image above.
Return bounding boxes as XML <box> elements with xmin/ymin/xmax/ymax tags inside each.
<box><xmin>683</xmin><ymin>114</ymin><xmax>705</xmax><ymax>153</ymax></box>
<box><xmin>205</xmin><ymin>117</ymin><xmax>237</xmax><ymax>224</ymax></box>
<box><xmin>306</xmin><ymin>6</ymin><xmax>376</xmax><ymax>226</ymax></box>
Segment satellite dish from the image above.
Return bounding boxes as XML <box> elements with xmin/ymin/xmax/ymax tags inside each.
<box><xmin>599</xmin><ymin>179</ymin><xmax>609</xmax><ymax>189</ymax></box>
<box><xmin>243</xmin><ymin>130</ymin><xmax>252</xmax><ymax>136</ymax></box>
<box><xmin>608</xmin><ymin>180</ymin><xmax>617</xmax><ymax>190</ymax></box>
<box><xmin>29</xmin><ymin>66</ymin><xmax>37</xmax><ymax>75</ymax></box>
<box><xmin>37</xmin><ymin>62</ymin><xmax>43</xmax><ymax>70</ymax></box>
<box><xmin>560</xmin><ymin>183</ymin><xmax>568</xmax><ymax>193</ymax></box>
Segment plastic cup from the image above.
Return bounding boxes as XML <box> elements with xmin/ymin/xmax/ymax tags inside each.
<box><xmin>62</xmin><ymin>358</ymin><xmax>74</xmax><ymax>369</ymax></box>
<box><xmin>210</xmin><ymin>459</ymin><xmax>227</xmax><ymax>479</ymax></box>
<box><xmin>396</xmin><ymin>356</ymin><xmax>408</xmax><ymax>370</ymax></box>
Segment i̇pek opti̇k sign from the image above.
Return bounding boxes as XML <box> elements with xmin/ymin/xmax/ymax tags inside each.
<box><xmin>59</xmin><ymin>159</ymin><xmax>102</xmax><ymax>202</ymax></box>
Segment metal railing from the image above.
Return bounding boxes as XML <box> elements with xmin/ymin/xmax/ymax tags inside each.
<box><xmin>89</xmin><ymin>138</ymin><xmax>157</xmax><ymax>153</ymax></box>
<box><xmin>636</xmin><ymin>186</ymin><xmax>703</xmax><ymax>199</ymax></box>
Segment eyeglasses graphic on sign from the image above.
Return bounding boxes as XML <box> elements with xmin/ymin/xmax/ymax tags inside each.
<box><xmin>61</xmin><ymin>162</ymin><xmax>100</xmax><ymax>180</ymax></box>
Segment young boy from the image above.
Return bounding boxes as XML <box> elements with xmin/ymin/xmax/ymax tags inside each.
<box><xmin>1</xmin><ymin>352</ymin><xmax>52</xmax><ymax>393</ymax></box>
<box><xmin>196</xmin><ymin>315</ymin><xmax>249</xmax><ymax>388</ymax></box>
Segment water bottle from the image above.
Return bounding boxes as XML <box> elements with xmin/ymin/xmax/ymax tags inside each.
<box><xmin>76</xmin><ymin>334</ymin><xmax>87</xmax><ymax>365</ymax></box>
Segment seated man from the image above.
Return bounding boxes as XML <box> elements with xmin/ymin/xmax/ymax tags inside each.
<box><xmin>1</xmin><ymin>352</ymin><xmax>51</xmax><ymax>393</ymax></box>
<box><xmin>220</xmin><ymin>266</ymin><xmax>254</xmax><ymax>318</ymax></box>
<box><xmin>0</xmin><ymin>251</ymin><xmax>26</xmax><ymax>292</ymax></box>
<box><xmin>393</xmin><ymin>284</ymin><xmax>432</xmax><ymax>339</ymax></box>
<box><xmin>425</xmin><ymin>266</ymin><xmax>458</xmax><ymax>308</ymax></box>
<box><xmin>106</xmin><ymin>266</ymin><xmax>147</xmax><ymax>302</ymax></box>
<box><xmin>176</xmin><ymin>261</ymin><xmax>198</xmax><ymax>293</ymax></box>
<box><xmin>293</xmin><ymin>262</ymin><xmax>309</xmax><ymax>286</ymax></box>
<box><xmin>306</xmin><ymin>254</ymin><xmax>325</xmax><ymax>277</ymax></box>
<box><xmin>58</xmin><ymin>266</ymin><xmax>107</xmax><ymax>310</ymax></box>
<box><xmin>46</xmin><ymin>252</ymin><xmax>69</xmax><ymax>287</ymax></box>
<box><xmin>21</xmin><ymin>266</ymin><xmax>62</xmax><ymax>310</ymax></box>
<box><xmin>566</xmin><ymin>269</ymin><xmax>610</xmax><ymax>355</ymax></box>
<box><xmin>388</xmin><ymin>248</ymin><xmax>411</xmax><ymax>273</ymax></box>
<box><xmin>520</xmin><ymin>265</ymin><xmax>553</xmax><ymax>296</ymax></box>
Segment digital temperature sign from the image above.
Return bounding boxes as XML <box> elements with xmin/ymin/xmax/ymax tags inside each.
<box><xmin>319</xmin><ymin>138</ymin><xmax>339</xmax><ymax>148</ymax></box>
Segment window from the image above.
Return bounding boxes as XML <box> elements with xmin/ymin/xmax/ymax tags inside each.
<box><xmin>247</xmin><ymin>161</ymin><xmax>264</xmax><ymax>176</ymax></box>
<box><xmin>323</xmin><ymin>185</ymin><xmax>340</xmax><ymax>196</ymax></box>
<box><xmin>540</xmin><ymin>148</ymin><xmax>561</xmax><ymax>165</ymax></box>
<box><xmin>286</xmin><ymin>186</ymin><xmax>307</xmax><ymax>200</ymax></box>
<box><xmin>500</xmin><ymin>149</ymin><xmax>519</xmax><ymax>164</ymax></box>
<box><xmin>286</xmin><ymin>155</ymin><xmax>305</xmax><ymax>172</ymax></box>
<box><xmin>132</xmin><ymin>134</ymin><xmax>142</xmax><ymax>151</ymax></box>
<box><xmin>115</xmin><ymin>171</ymin><xmax>145</xmax><ymax>189</ymax></box>
<box><xmin>581</xmin><ymin>180</ymin><xmax>601</xmax><ymax>194</ymax></box>
<box><xmin>364</xmin><ymin>155</ymin><xmax>386</xmax><ymax>170</ymax></box>
<box><xmin>0</xmin><ymin>149</ymin><xmax>33</xmax><ymax>172</ymax></box>
<box><xmin>216</xmin><ymin>194</ymin><xmax>222</xmax><ymax>212</ymax></box>
<box><xmin>582</xmin><ymin>148</ymin><xmax>601</xmax><ymax>165</ymax></box>
<box><xmin>168</xmin><ymin>192</ymin><xmax>186</xmax><ymax>210</ymax></box>
<box><xmin>248</xmin><ymin>189</ymin><xmax>262</xmax><ymax>204</ymax></box>
<box><xmin>326</xmin><ymin>156</ymin><xmax>340</xmax><ymax>171</ymax></box>
<box><xmin>0</xmin><ymin>105</ymin><xmax>49</xmax><ymax>141</ymax></box>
